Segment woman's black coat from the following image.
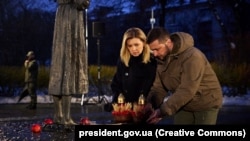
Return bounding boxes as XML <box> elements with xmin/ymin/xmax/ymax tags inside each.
<box><xmin>111</xmin><ymin>55</ymin><xmax>157</xmax><ymax>103</ymax></box>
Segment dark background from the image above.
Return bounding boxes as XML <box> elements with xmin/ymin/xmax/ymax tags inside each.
<box><xmin>0</xmin><ymin>0</ymin><xmax>249</xmax><ymax>66</ymax></box>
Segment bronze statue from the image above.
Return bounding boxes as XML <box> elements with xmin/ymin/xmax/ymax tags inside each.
<box><xmin>48</xmin><ymin>0</ymin><xmax>90</xmax><ymax>125</ymax></box>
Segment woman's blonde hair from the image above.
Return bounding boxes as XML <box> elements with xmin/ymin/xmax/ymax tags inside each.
<box><xmin>120</xmin><ymin>27</ymin><xmax>151</xmax><ymax>67</ymax></box>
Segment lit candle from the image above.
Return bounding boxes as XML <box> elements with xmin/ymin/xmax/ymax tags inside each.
<box><xmin>151</xmin><ymin>9</ymin><xmax>154</xmax><ymax>19</ymax></box>
<box><xmin>118</xmin><ymin>93</ymin><xmax>125</xmax><ymax>105</ymax></box>
<box><xmin>138</xmin><ymin>94</ymin><xmax>145</xmax><ymax>105</ymax></box>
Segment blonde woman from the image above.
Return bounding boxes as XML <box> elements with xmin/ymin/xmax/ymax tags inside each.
<box><xmin>111</xmin><ymin>27</ymin><xmax>157</xmax><ymax>105</ymax></box>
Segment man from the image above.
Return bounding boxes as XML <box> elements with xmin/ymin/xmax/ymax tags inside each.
<box><xmin>19</xmin><ymin>51</ymin><xmax>38</xmax><ymax>110</ymax></box>
<box><xmin>145</xmin><ymin>27</ymin><xmax>223</xmax><ymax>125</ymax></box>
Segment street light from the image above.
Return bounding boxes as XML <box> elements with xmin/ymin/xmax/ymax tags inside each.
<box><xmin>150</xmin><ymin>8</ymin><xmax>156</xmax><ymax>29</ymax></box>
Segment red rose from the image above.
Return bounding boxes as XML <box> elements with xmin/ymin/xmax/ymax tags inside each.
<box><xmin>80</xmin><ymin>117</ymin><xmax>91</xmax><ymax>125</ymax></box>
<box><xmin>44</xmin><ymin>118</ymin><xmax>53</xmax><ymax>125</ymax></box>
<box><xmin>31</xmin><ymin>124</ymin><xmax>41</xmax><ymax>133</ymax></box>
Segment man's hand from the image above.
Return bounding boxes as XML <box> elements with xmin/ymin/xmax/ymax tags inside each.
<box><xmin>24</xmin><ymin>60</ymin><xmax>29</xmax><ymax>67</ymax></box>
<box><xmin>146</xmin><ymin>109</ymin><xmax>162</xmax><ymax>124</ymax></box>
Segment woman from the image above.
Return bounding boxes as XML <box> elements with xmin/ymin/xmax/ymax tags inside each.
<box><xmin>48</xmin><ymin>0</ymin><xmax>90</xmax><ymax>125</ymax></box>
<box><xmin>111</xmin><ymin>27</ymin><xmax>157</xmax><ymax>104</ymax></box>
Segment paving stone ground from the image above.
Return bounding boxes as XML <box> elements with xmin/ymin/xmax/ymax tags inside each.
<box><xmin>0</xmin><ymin>103</ymin><xmax>250</xmax><ymax>140</ymax></box>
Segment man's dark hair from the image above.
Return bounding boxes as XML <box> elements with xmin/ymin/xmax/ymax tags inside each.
<box><xmin>146</xmin><ymin>27</ymin><xmax>170</xmax><ymax>44</ymax></box>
